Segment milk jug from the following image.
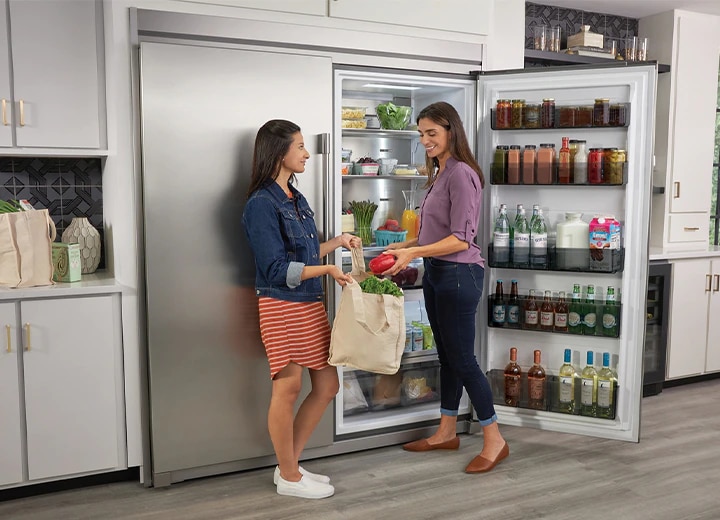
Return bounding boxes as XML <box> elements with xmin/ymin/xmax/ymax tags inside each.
<box><xmin>556</xmin><ymin>212</ymin><xmax>589</xmax><ymax>269</ymax></box>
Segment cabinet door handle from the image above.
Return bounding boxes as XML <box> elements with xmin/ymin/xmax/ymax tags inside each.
<box><xmin>5</xmin><ymin>325</ymin><xmax>10</xmax><ymax>353</ymax></box>
<box><xmin>673</xmin><ymin>181</ymin><xmax>680</xmax><ymax>198</ymax></box>
<box><xmin>684</xmin><ymin>227</ymin><xmax>699</xmax><ymax>232</ymax></box>
<box><xmin>24</xmin><ymin>323</ymin><xmax>31</xmax><ymax>351</ymax></box>
<box><xmin>714</xmin><ymin>274</ymin><xmax>719</xmax><ymax>293</ymax></box>
<box><xmin>706</xmin><ymin>274</ymin><xmax>712</xmax><ymax>292</ymax></box>
<box><xmin>1</xmin><ymin>99</ymin><xmax>7</xmax><ymax>126</ymax></box>
<box><xmin>19</xmin><ymin>99</ymin><xmax>25</xmax><ymax>127</ymax></box>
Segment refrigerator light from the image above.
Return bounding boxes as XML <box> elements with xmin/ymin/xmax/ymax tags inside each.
<box><xmin>362</xmin><ymin>83</ymin><xmax>421</xmax><ymax>90</ymax></box>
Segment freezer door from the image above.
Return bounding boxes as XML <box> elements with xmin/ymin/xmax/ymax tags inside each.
<box><xmin>139</xmin><ymin>42</ymin><xmax>333</xmax><ymax>483</ymax></box>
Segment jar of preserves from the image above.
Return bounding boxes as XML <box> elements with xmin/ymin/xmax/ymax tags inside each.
<box><xmin>522</xmin><ymin>144</ymin><xmax>537</xmax><ymax>184</ymax></box>
<box><xmin>588</xmin><ymin>148</ymin><xmax>604</xmax><ymax>183</ymax></box>
<box><xmin>593</xmin><ymin>98</ymin><xmax>610</xmax><ymax>126</ymax></box>
<box><xmin>537</xmin><ymin>143</ymin><xmax>556</xmax><ymax>184</ymax></box>
<box><xmin>523</xmin><ymin>103</ymin><xmax>541</xmax><ymax>128</ymax></box>
<box><xmin>609</xmin><ymin>104</ymin><xmax>627</xmax><ymax>126</ymax></box>
<box><xmin>559</xmin><ymin>106</ymin><xmax>578</xmax><ymax>127</ymax></box>
<box><xmin>496</xmin><ymin>99</ymin><xmax>512</xmax><ymax>129</ymax></box>
<box><xmin>576</xmin><ymin>106</ymin><xmax>593</xmax><ymax>127</ymax></box>
<box><xmin>511</xmin><ymin>99</ymin><xmax>525</xmax><ymax>129</ymax></box>
<box><xmin>541</xmin><ymin>98</ymin><xmax>556</xmax><ymax>128</ymax></box>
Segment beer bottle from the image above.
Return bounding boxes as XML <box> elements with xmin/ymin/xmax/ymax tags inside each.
<box><xmin>504</xmin><ymin>347</ymin><xmax>522</xmax><ymax>407</ymax></box>
<box><xmin>506</xmin><ymin>279</ymin><xmax>521</xmax><ymax>328</ymax></box>
<box><xmin>492</xmin><ymin>279</ymin><xmax>506</xmax><ymax>326</ymax></box>
<box><xmin>523</xmin><ymin>289</ymin><xmax>539</xmax><ymax>330</ymax></box>
<box><xmin>554</xmin><ymin>290</ymin><xmax>569</xmax><ymax>332</ymax></box>
<box><xmin>602</xmin><ymin>286</ymin><xmax>619</xmax><ymax>337</ymax></box>
<box><xmin>568</xmin><ymin>283</ymin><xmax>583</xmax><ymax>334</ymax></box>
<box><xmin>583</xmin><ymin>284</ymin><xmax>598</xmax><ymax>336</ymax></box>
<box><xmin>539</xmin><ymin>290</ymin><xmax>555</xmax><ymax>331</ymax></box>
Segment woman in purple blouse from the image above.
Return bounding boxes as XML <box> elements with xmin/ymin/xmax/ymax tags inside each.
<box><xmin>382</xmin><ymin>102</ymin><xmax>509</xmax><ymax>474</ymax></box>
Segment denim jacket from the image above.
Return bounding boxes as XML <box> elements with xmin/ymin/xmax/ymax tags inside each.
<box><xmin>242</xmin><ymin>182</ymin><xmax>323</xmax><ymax>302</ymax></box>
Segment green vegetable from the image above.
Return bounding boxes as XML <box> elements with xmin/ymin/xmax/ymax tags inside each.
<box><xmin>359</xmin><ymin>275</ymin><xmax>403</xmax><ymax>297</ymax></box>
<box><xmin>0</xmin><ymin>200</ymin><xmax>23</xmax><ymax>214</ymax></box>
<box><xmin>376</xmin><ymin>102</ymin><xmax>413</xmax><ymax>130</ymax></box>
<box><xmin>348</xmin><ymin>199</ymin><xmax>377</xmax><ymax>246</ymax></box>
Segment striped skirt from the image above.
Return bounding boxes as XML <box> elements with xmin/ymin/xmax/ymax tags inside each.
<box><xmin>258</xmin><ymin>297</ymin><xmax>332</xmax><ymax>379</ymax></box>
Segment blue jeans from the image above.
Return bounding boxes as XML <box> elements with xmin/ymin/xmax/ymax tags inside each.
<box><xmin>423</xmin><ymin>258</ymin><xmax>497</xmax><ymax>426</ymax></box>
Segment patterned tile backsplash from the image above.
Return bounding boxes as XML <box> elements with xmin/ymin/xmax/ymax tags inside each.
<box><xmin>0</xmin><ymin>157</ymin><xmax>105</xmax><ymax>270</ymax></box>
<box><xmin>526</xmin><ymin>2</ymin><xmax>639</xmax><ymax>51</ymax></box>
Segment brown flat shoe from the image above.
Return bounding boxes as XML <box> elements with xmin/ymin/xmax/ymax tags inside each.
<box><xmin>464</xmin><ymin>442</ymin><xmax>510</xmax><ymax>473</ymax></box>
<box><xmin>402</xmin><ymin>437</ymin><xmax>460</xmax><ymax>452</ymax></box>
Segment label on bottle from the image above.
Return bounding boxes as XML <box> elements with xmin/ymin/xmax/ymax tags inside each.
<box><xmin>529</xmin><ymin>378</ymin><xmax>545</xmax><ymax>401</ymax></box>
<box><xmin>492</xmin><ymin>304</ymin><xmax>506</xmax><ymax>324</ymax></box>
<box><xmin>493</xmin><ymin>231</ymin><xmax>509</xmax><ymax>248</ymax></box>
<box><xmin>598</xmin><ymin>380</ymin><xmax>613</xmax><ymax>408</ymax></box>
<box><xmin>525</xmin><ymin>310</ymin><xmax>539</xmax><ymax>325</ymax></box>
<box><xmin>540</xmin><ymin>311</ymin><xmax>554</xmax><ymax>327</ymax></box>
<box><xmin>507</xmin><ymin>304</ymin><xmax>520</xmax><ymax>323</ymax></box>
<box><xmin>581</xmin><ymin>377</ymin><xmax>595</xmax><ymax>405</ymax></box>
<box><xmin>602</xmin><ymin>313</ymin><xmax>617</xmax><ymax>329</ymax></box>
<box><xmin>584</xmin><ymin>312</ymin><xmax>597</xmax><ymax>327</ymax></box>
<box><xmin>504</xmin><ymin>375</ymin><xmax>521</xmax><ymax>400</ymax></box>
<box><xmin>514</xmin><ymin>233</ymin><xmax>530</xmax><ymax>247</ymax></box>
<box><xmin>531</xmin><ymin>234</ymin><xmax>547</xmax><ymax>251</ymax></box>
<box><xmin>568</xmin><ymin>311</ymin><xmax>581</xmax><ymax>327</ymax></box>
<box><xmin>559</xmin><ymin>376</ymin><xmax>574</xmax><ymax>403</ymax></box>
<box><xmin>555</xmin><ymin>313</ymin><xmax>568</xmax><ymax>327</ymax></box>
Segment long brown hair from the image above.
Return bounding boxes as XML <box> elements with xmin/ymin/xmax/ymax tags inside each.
<box><xmin>247</xmin><ymin>119</ymin><xmax>301</xmax><ymax>198</ymax></box>
<box><xmin>416</xmin><ymin>102</ymin><xmax>484</xmax><ymax>189</ymax></box>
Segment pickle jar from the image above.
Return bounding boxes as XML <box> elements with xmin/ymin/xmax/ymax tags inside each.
<box><xmin>593</xmin><ymin>98</ymin><xmax>610</xmax><ymax>126</ymax></box>
<box><xmin>541</xmin><ymin>98</ymin><xmax>556</xmax><ymax>128</ymax></box>
<box><xmin>523</xmin><ymin>103</ymin><xmax>541</xmax><ymax>128</ymax></box>
<box><xmin>603</xmin><ymin>148</ymin><xmax>618</xmax><ymax>183</ymax></box>
<box><xmin>511</xmin><ymin>99</ymin><xmax>525</xmax><ymax>129</ymax></box>
<box><xmin>607</xmin><ymin>149</ymin><xmax>626</xmax><ymax>184</ymax></box>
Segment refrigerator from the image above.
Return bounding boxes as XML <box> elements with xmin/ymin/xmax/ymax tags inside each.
<box><xmin>138</xmin><ymin>37</ymin><xmax>656</xmax><ymax>486</ymax></box>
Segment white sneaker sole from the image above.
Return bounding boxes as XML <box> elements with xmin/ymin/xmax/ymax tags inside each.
<box><xmin>273</xmin><ymin>465</ymin><xmax>330</xmax><ymax>485</ymax></box>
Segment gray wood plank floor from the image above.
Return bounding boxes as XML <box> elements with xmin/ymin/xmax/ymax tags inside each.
<box><xmin>2</xmin><ymin>380</ymin><xmax>719</xmax><ymax>520</ymax></box>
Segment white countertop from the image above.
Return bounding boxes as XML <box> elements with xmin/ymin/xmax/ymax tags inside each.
<box><xmin>0</xmin><ymin>272</ymin><xmax>128</xmax><ymax>301</ymax></box>
<box><xmin>649</xmin><ymin>245</ymin><xmax>720</xmax><ymax>261</ymax></box>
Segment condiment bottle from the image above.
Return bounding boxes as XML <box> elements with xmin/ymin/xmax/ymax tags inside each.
<box><xmin>536</xmin><ymin>143</ymin><xmax>555</xmax><ymax>184</ymax></box>
<box><xmin>558</xmin><ymin>137</ymin><xmax>571</xmax><ymax>184</ymax></box>
<box><xmin>492</xmin><ymin>145</ymin><xmax>508</xmax><ymax>184</ymax></box>
<box><xmin>507</xmin><ymin>145</ymin><xmax>521</xmax><ymax>184</ymax></box>
<box><xmin>573</xmin><ymin>140</ymin><xmax>588</xmax><ymax>184</ymax></box>
<box><xmin>522</xmin><ymin>145</ymin><xmax>537</xmax><ymax>185</ymax></box>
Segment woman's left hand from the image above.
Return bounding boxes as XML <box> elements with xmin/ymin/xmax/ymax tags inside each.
<box><xmin>339</xmin><ymin>233</ymin><xmax>361</xmax><ymax>249</ymax></box>
<box><xmin>382</xmin><ymin>248</ymin><xmax>415</xmax><ymax>276</ymax></box>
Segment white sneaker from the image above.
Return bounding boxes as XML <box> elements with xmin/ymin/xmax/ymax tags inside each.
<box><xmin>273</xmin><ymin>465</ymin><xmax>330</xmax><ymax>485</ymax></box>
<box><xmin>276</xmin><ymin>475</ymin><xmax>334</xmax><ymax>499</ymax></box>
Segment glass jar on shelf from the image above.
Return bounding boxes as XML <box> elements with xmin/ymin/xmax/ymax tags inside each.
<box><xmin>541</xmin><ymin>98</ymin><xmax>555</xmax><ymax>128</ymax></box>
<box><xmin>593</xmin><ymin>98</ymin><xmax>610</xmax><ymax>127</ymax></box>
<box><xmin>523</xmin><ymin>103</ymin><xmax>541</xmax><ymax>128</ymax></box>
<box><xmin>511</xmin><ymin>99</ymin><xmax>525</xmax><ymax>129</ymax></box>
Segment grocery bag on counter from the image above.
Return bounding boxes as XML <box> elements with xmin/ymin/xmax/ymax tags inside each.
<box><xmin>329</xmin><ymin>246</ymin><xmax>405</xmax><ymax>375</ymax></box>
<box><xmin>0</xmin><ymin>209</ymin><xmax>56</xmax><ymax>288</ymax></box>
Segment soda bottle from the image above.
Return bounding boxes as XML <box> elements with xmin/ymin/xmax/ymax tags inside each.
<box><xmin>558</xmin><ymin>348</ymin><xmax>577</xmax><ymax>414</ymax></box>
<box><xmin>504</xmin><ymin>347</ymin><xmax>522</xmax><ymax>407</ymax></box>
<box><xmin>580</xmin><ymin>351</ymin><xmax>598</xmax><ymax>417</ymax></box>
<box><xmin>523</xmin><ymin>289</ymin><xmax>539</xmax><ymax>330</ymax></box>
<box><xmin>506</xmin><ymin>280</ymin><xmax>521</xmax><ymax>328</ymax></box>
<box><xmin>527</xmin><ymin>349</ymin><xmax>546</xmax><ymax>410</ymax></box>
<box><xmin>539</xmin><ymin>290</ymin><xmax>554</xmax><ymax>331</ymax></box>
<box><xmin>492</xmin><ymin>279</ymin><xmax>506</xmax><ymax>326</ymax></box>
<box><xmin>530</xmin><ymin>208</ymin><xmax>548</xmax><ymax>267</ymax></box>
<box><xmin>583</xmin><ymin>284</ymin><xmax>598</xmax><ymax>336</ymax></box>
<box><xmin>492</xmin><ymin>204</ymin><xmax>510</xmax><ymax>265</ymax></box>
<box><xmin>554</xmin><ymin>290</ymin><xmax>569</xmax><ymax>332</ymax></box>
<box><xmin>602</xmin><ymin>286</ymin><xmax>619</xmax><ymax>337</ymax></box>
<box><xmin>596</xmin><ymin>352</ymin><xmax>617</xmax><ymax>419</ymax></box>
<box><xmin>568</xmin><ymin>283</ymin><xmax>583</xmax><ymax>334</ymax></box>
<box><xmin>513</xmin><ymin>206</ymin><xmax>530</xmax><ymax>266</ymax></box>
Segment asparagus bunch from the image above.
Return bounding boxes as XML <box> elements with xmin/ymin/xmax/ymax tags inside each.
<box><xmin>0</xmin><ymin>200</ymin><xmax>23</xmax><ymax>213</ymax></box>
<box><xmin>347</xmin><ymin>199</ymin><xmax>377</xmax><ymax>246</ymax></box>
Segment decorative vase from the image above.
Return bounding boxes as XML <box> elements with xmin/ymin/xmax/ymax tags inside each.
<box><xmin>61</xmin><ymin>217</ymin><xmax>102</xmax><ymax>274</ymax></box>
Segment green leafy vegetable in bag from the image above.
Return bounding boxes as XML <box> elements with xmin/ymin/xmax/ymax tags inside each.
<box><xmin>376</xmin><ymin>102</ymin><xmax>412</xmax><ymax>130</ymax></box>
<box><xmin>359</xmin><ymin>275</ymin><xmax>403</xmax><ymax>297</ymax></box>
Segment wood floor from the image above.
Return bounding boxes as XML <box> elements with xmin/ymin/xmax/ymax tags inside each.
<box><xmin>2</xmin><ymin>379</ymin><xmax>719</xmax><ymax>520</ymax></box>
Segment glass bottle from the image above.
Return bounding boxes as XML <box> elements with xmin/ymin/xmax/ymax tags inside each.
<box><xmin>593</xmin><ymin>98</ymin><xmax>610</xmax><ymax>126</ymax></box>
<box><xmin>539</xmin><ymin>290</ymin><xmax>555</xmax><ymax>331</ymax></box>
<box><xmin>558</xmin><ymin>136</ymin><xmax>571</xmax><ymax>184</ymax></box>
<box><xmin>573</xmin><ymin>140</ymin><xmax>588</xmax><ymax>184</ymax></box>
<box><xmin>492</xmin><ymin>204</ymin><xmax>510</xmax><ymax>265</ymax></box>
<box><xmin>504</xmin><ymin>347</ymin><xmax>522</xmax><ymax>407</ymax></box>
<box><xmin>507</xmin><ymin>279</ymin><xmax>521</xmax><ymax>328</ymax></box>
<box><xmin>588</xmin><ymin>148</ymin><xmax>603</xmax><ymax>184</ymax></box>
<box><xmin>602</xmin><ymin>286</ymin><xmax>619</xmax><ymax>337</ymax></box>
<box><xmin>597</xmin><ymin>352</ymin><xmax>617</xmax><ymax>419</ymax></box>
<box><xmin>507</xmin><ymin>145</ymin><xmax>521</xmax><ymax>184</ymax></box>
<box><xmin>529</xmin><ymin>204</ymin><xmax>540</xmax><ymax>229</ymax></box>
<box><xmin>492</xmin><ymin>145</ymin><xmax>508</xmax><ymax>184</ymax></box>
<box><xmin>558</xmin><ymin>348</ymin><xmax>577</xmax><ymax>414</ymax></box>
<box><xmin>492</xmin><ymin>279</ymin><xmax>506</xmax><ymax>326</ymax></box>
<box><xmin>541</xmin><ymin>98</ymin><xmax>555</xmax><ymax>128</ymax></box>
<box><xmin>580</xmin><ymin>351</ymin><xmax>598</xmax><ymax>417</ymax></box>
<box><xmin>527</xmin><ymin>350</ymin><xmax>546</xmax><ymax>410</ymax></box>
<box><xmin>530</xmin><ymin>208</ymin><xmax>548</xmax><ymax>267</ymax></box>
<box><xmin>522</xmin><ymin>145</ymin><xmax>537</xmax><ymax>184</ymax></box>
<box><xmin>554</xmin><ymin>291</ymin><xmax>569</xmax><ymax>332</ymax></box>
<box><xmin>512</xmin><ymin>206</ymin><xmax>530</xmax><ymax>266</ymax></box>
<box><xmin>568</xmin><ymin>283</ymin><xmax>584</xmax><ymax>334</ymax></box>
<box><xmin>583</xmin><ymin>284</ymin><xmax>598</xmax><ymax>336</ymax></box>
<box><xmin>536</xmin><ymin>143</ymin><xmax>555</xmax><ymax>184</ymax></box>
<box><xmin>523</xmin><ymin>289</ymin><xmax>539</xmax><ymax>330</ymax></box>
<box><xmin>401</xmin><ymin>189</ymin><xmax>418</xmax><ymax>239</ymax></box>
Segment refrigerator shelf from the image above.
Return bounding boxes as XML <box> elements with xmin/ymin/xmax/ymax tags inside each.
<box><xmin>490</xmin><ymin>160</ymin><xmax>628</xmax><ymax>186</ymax></box>
<box><xmin>487</xmin><ymin>244</ymin><xmax>625</xmax><ymax>274</ymax></box>
<box><xmin>342</xmin><ymin>174</ymin><xmax>422</xmax><ymax>180</ymax></box>
<box><xmin>342</xmin><ymin>128</ymin><xmax>418</xmax><ymax>139</ymax></box>
<box><xmin>490</xmin><ymin>103</ymin><xmax>631</xmax><ymax>131</ymax></box>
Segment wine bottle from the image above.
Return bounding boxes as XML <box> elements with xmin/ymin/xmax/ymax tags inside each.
<box><xmin>558</xmin><ymin>348</ymin><xmax>576</xmax><ymax>414</ymax></box>
<box><xmin>597</xmin><ymin>352</ymin><xmax>617</xmax><ymax>419</ymax></box>
<box><xmin>527</xmin><ymin>349</ymin><xmax>546</xmax><ymax>410</ymax></box>
<box><xmin>580</xmin><ymin>351</ymin><xmax>597</xmax><ymax>417</ymax></box>
<box><xmin>504</xmin><ymin>347</ymin><xmax>522</xmax><ymax>407</ymax></box>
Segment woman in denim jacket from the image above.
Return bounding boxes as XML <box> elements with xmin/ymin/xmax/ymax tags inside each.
<box><xmin>243</xmin><ymin>119</ymin><xmax>359</xmax><ymax>499</ymax></box>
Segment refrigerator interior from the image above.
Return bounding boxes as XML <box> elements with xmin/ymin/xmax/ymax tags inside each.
<box><xmin>477</xmin><ymin>65</ymin><xmax>656</xmax><ymax>441</ymax></box>
<box><xmin>332</xmin><ymin>68</ymin><xmax>475</xmax><ymax>437</ymax></box>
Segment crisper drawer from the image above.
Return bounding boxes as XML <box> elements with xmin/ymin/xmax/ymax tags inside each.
<box><xmin>668</xmin><ymin>213</ymin><xmax>709</xmax><ymax>243</ymax></box>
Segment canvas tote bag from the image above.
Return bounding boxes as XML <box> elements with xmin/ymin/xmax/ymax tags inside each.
<box><xmin>329</xmin><ymin>246</ymin><xmax>405</xmax><ymax>375</ymax></box>
<box><xmin>0</xmin><ymin>209</ymin><xmax>56</xmax><ymax>288</ymax></box>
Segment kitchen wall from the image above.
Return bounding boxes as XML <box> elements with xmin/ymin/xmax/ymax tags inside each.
<box><xmin>0</xmin><ymin>157</ymin><xmax>105</xmax><ymax>269</ymax></box>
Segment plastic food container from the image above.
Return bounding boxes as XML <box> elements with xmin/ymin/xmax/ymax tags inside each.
<box><xmin>392</xmin><ymin>164</ymin><xmax>419</xmax><ymax>176</ymax></box>
<box><xmin>341</xmin><ymin>148</ymin><xmax>352</xmax><ymax>162</ymax></box>
<box><xmin>341</xmin><ymin>162</ymin><xmax>352</xmax><ymax>175</ymax></box>
<box><xmin>354</xmin><ymin>162</ymin><xmax>379</xmax><ymax>176</ymax></box>
<box><xmin>342</xmin><ymin>119</ymin><xmax>367</xmax><ymax>129</ymax></box>
<box><xmin>375</xmin><ymin>229</ymin><xmax>407</xmax><ymax>246</ymax></box>
<box><xmin>341</xmin><ymin>106</ymin><xmax>367</xmax><ymax>119</ymax></box>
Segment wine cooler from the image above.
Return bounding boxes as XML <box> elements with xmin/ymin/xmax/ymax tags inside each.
<box><xmin>644</xmin><ymin>261</ymin><xmax>671</xmax><ymax>396</ymax></box>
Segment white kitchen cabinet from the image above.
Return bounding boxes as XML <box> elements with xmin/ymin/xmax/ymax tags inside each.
<box><xmin>0</xmin><ymin>302</ymin><xmax>23</xmax><ymax>487</ymax></box>
<box><xmin>1</xmin><ymin>0</ymin><xmax>104</xmax><ymax>150</ymax></box>
<box><xmin>667</xmin><ymin>259</ymin><xmax>720</xmax><ymax>379</ymax></box>
<box><xmin>173</xmin><ymin>0</ymin><xmax>326</xmax><ymax>16</ymax></box>
<box><xmin>0</xmin><ymin>1</ymin><xmax>12</xmax><ymax>148</ymax></box>
<box><xmin>329</xmin><ymin>0</ymin><xmax>491</xmax><ymax>37</ymax></box>
<box><xmin>0</xmin><ymin>295</ymin><xmax>125</xmax><ymax>488</ymax></box>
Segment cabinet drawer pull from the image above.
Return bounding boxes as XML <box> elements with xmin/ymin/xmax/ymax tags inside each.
<box><xmin>19</xmin><ymin>99</ymin><xmax>25</xmax><ymax>127</ymax></box>
<box><xmin>5</xmin><ymin>325</ymin><xmax>10</xmax><ymax>353</ymax></box>
<box><xmin>1</xmin><ymin>99</ymin><xmax>7</xmax><ymax>126</ymax></box>
<box><xmin>683</xmin><ymin>226</ymin><xmax>700</xmax><ymax>232</ymax></box>
<box><xmin>714</xmin><ymin>274</ymin><xmax>720</xmax><ymax>293</ymax></box>
<box><xmin>706</xmin><ymin>274</ymin><xmax>712</xmax><ymax>292</ymax></box>
<box><xmin>24</xmin><ymin>323</ymin><xmax>31</xmax><ymax>351</ymax></box>
<box><xmin>673</xmin><ymin>181</ymin><xmax>680</xmax><ymax>198</ymax></box>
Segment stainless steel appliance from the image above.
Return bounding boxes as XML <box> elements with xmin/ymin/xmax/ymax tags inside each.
<box><xmin>644</xmin><ymin>261</ymin><xmax>670</xmax><ymax>396</ymax></box>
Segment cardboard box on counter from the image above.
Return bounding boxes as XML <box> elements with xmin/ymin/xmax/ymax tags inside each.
<box><xmin>52</xmin><ymin>242</ymin><xmax>81</xmax><ymax>282</ymax></box>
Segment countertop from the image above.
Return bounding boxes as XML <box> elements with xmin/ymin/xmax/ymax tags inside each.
<box><xmin>649</xmin><ymin>245</ymin><xmax>720</xmax><ymax>261</ymax></box>
<box><xmin>0</xmin><ymin>272</ymin><xmax>128</xmax><ymax>301</ymax></box>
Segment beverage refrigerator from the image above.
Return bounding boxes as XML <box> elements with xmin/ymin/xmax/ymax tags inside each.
<box><xmin>332</xmin><ymin>64</ymin><xmax>656</xmax><ymax>443</ymax></box>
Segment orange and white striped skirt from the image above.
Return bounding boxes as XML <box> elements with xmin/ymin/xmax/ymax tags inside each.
<box><xmin>258</xmin><ymin>296</ymin><xmax>332</xmax><ymax>379</ymax></box>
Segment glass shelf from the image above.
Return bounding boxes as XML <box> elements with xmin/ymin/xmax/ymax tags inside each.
<box><xmin>490</xmin><ymin>102</ymin><xmax>630</xmax><ymax>131</ymax></box>
<box><xmin>487</xmin><ymin>245</ymin><xmax>625</xmax><ymax>274</ymax></box>
<box><xmin>342</xmin><ymin>128</ymin><xmax>418</xmax><ymax>139</ymax></box>
<box><xmin>341</xmin><ymin>174</ymin><xmax>423</xmax><ymax>180</ymax></box>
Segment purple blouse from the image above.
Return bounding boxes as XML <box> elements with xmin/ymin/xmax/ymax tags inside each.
<box><xmin>418</xmin><ymin>157</ymin><xmax>484</xmax><ymax>266</ymax></box>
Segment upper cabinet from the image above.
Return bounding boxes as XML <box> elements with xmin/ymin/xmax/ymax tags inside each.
<box><xmin>173</xmin><ymin>0</ymin><xmax>326</xmax><ymax>16</ymax></box>
<box><xmin>329</xmin><ymin>0</ymin><xmax>491</xmax><ymax>36</ymax></box>
<box><xmin>0</xmin><ymin>0</ymin><xmax>105</xmax><ymax>151</ymax></box>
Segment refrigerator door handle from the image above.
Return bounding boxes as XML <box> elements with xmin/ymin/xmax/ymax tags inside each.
<box><xmin>317</xmin><ymin>132</ymin><xmax>334</xmax><ymax>312</ymax></box>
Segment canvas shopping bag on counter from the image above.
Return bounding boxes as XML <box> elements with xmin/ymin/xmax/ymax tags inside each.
<box><xmin>0</xmin><ymin>209</ymin><xmax>56</xmax><ymax>288</ymax></box>
<box><xmin>329</xmin><ymin>246</ymin><xmax>405</xmax><ymax>375</ymax></box>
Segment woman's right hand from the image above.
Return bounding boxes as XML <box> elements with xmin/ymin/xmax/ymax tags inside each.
<box><xmin>329</xmin><ymin>266</ymin><xmax>354</xmax><ymax>287</ymax></box>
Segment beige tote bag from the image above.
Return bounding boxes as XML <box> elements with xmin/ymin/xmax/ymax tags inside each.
<box><xmin>0</xmin><ymin>209</ymin><xmax>56</xmax><ymax>288</ymax></box>
<box><xmin>329</xmin><ymin>247</ymin><xmax>405</xmax><ymax>375</ymax></box>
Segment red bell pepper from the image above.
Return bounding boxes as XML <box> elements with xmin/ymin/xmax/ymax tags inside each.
<box><xmin>368</xmin><ymin>254</ymin><xmax>396</xmax><ymax>275</ymax></box>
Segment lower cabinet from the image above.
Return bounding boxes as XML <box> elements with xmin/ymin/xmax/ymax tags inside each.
<box><xmin>0</xmin><ymin>295</ymin><xmax>125</xmax><ymax>488</ymax></box>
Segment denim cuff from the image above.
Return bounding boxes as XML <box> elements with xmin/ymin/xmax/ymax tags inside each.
<box><xmin>286</xmin><ymin>261</ymin><xmax>305</xmax><ymax>288</ymax></box>
<box><xmin>478</xmin><ymin>413</ymin><xmax>498</xmax><ymax>427</ymax></box>
<box><xmin>440</xmin><ymin>408</ymin><xmax>459</xmax><ymax>417</ymax></box>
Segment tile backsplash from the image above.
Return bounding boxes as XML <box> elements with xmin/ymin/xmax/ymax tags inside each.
<box><xmin>0</xmin><ymin>157</ymin><xmax>105</xmax><ymax>270</ymax></box>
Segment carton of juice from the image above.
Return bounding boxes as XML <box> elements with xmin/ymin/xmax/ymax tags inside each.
<box><xmin>589</xmin><ymin>215</ymin><xmax>621</xmax><ymax>271</ymax></box>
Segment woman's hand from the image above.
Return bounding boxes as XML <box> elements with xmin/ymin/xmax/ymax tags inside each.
<box><xmin>339</xmin><ymin>233</ymin><xmax>361</xmax><ymax>249</ymax></box>
<box><xmin>329</xmin><ymin>265</ymin><xmax>354</xmax><ymax>287</ymax></box>
<box><xmin>381</xmin><ymin>248</ymin><xmax>416</xmax><ymax>276</ymax></box>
